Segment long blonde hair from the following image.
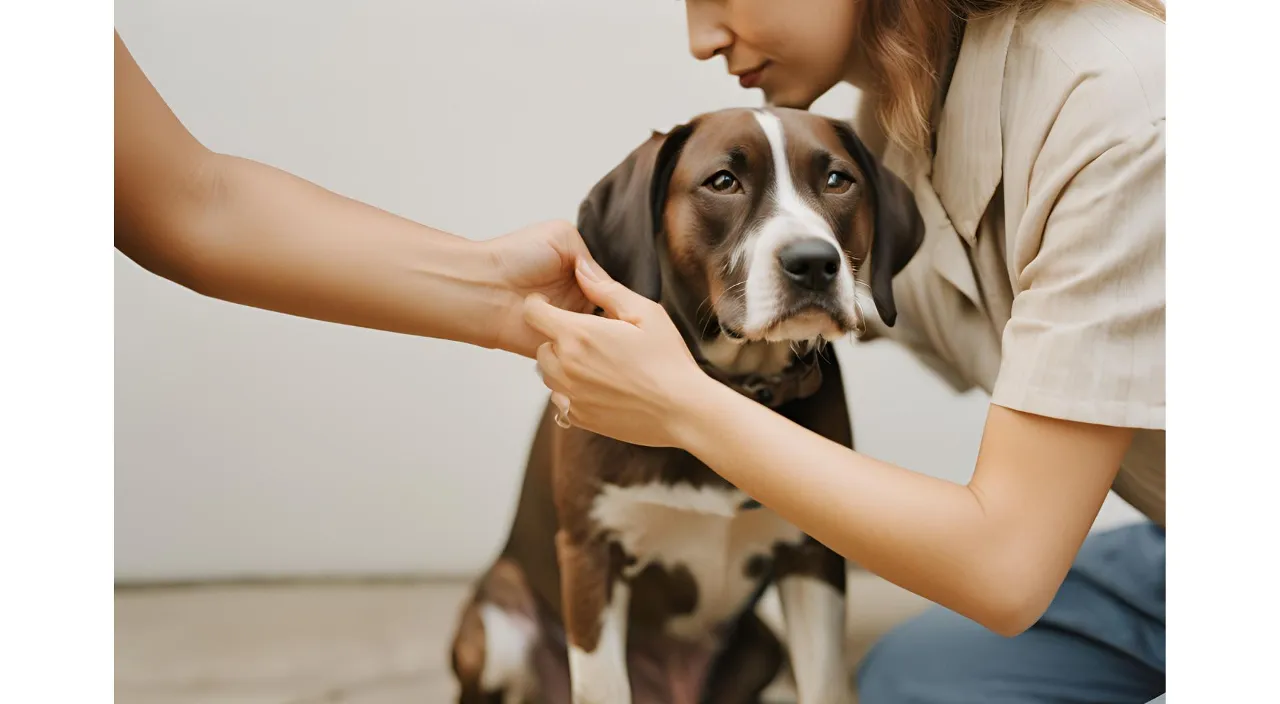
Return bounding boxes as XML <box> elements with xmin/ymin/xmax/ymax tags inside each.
<box><xmin>858</xmin><ymin>0</ymin><xmax>1166</xmax><ymax>151</ymax></box>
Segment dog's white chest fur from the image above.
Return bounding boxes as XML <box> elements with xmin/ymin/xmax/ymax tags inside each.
<box><xmin>589</xmin><ymin>481</ymin><xmax>805</xmax><ymax>641</ymax></box>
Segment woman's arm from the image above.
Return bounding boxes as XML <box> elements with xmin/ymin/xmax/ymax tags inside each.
<box><xmin>676</xmin><ymin>376</ymin><xmax>1132</xmax><ymax>636</ymax></box>
<box><xmin>525</xmin><ymin>262</ymin><xmax>1134</xmax><ymax>637</ymax></box>
<box><xmin>114</xmin><ymin>32</ymin><xmax>590</xmax><ymax>358</ymax></box>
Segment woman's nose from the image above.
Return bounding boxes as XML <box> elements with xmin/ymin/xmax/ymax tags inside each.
<box><xmin>685</xmin><ymin>2</ymin><xmax>733</xmax><ymax>61</ymax></box>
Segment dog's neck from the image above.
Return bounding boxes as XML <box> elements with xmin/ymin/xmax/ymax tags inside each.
<box><xmin>661</xmin><ymin>297</ymin><xmax>824</xmax><ymax>409</ymax></box>
<box><xmin>695</xmin><ymin>335</ymin><xmax>824</xmax><ymax>409</ymax></box>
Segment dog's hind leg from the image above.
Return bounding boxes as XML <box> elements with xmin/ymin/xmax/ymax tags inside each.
<box><xmin>450</xmin><ymin>558</ymin><xmax>541</xmax><ymax>704</ymax></box>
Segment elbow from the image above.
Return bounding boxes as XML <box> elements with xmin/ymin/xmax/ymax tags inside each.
<box><xmin>117</xmin><ymin>151</ymin><xmax>228</xmax><ymax>294</ymax></box>
<box><xmin>980</xmin><ymin>591</ymin><xmax>1050</xmax><ymax>638</ymax></box>
<box><xmin>966</xmin><ymin>565</ymin><xmax>1058</xmax><ymax>638</ymax></box>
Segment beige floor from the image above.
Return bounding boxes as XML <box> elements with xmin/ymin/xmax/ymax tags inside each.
<box><xmin>116</xmin><ymin>572</ymin><xmax>930</xmax><ymax>704</ymax></box>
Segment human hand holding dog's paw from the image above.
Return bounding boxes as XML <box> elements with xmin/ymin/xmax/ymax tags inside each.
<box><xmin>523</xmin><ymin>258</ymin><xmax>712</xmax><ymax>448</ymax></box>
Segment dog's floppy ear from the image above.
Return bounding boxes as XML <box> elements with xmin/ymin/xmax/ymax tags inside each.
<box><xmin>575</xmin><ymin>122</ymin><xmax>696</xmax><ymax>302</ymax></box>
<box><xmin>830</xmin><ymin>120</ymin><xmax>924</xmax><ymax>327</ymax></box>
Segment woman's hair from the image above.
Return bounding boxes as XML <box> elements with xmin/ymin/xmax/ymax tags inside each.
<box><xmin>859</xmin><ymin>0</ymin><xmax>1166</xmax><ymax>152</ymax></box>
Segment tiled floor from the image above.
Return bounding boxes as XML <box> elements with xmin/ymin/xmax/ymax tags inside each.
<box><xmin>115</xmin><ymin>572</ymin><xmax>930</xmax><ymax>703</ymax></box>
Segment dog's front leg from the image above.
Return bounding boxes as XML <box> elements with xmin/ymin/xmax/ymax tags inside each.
<box><xmin>556</xmin><ymin>529</ymin><xmax>631</xmax><ymax>704</ymax></box>
<box><xmin>775</xmin><ymin>539</ymin><xmax>850</xmax><ymax>704</ymax></box>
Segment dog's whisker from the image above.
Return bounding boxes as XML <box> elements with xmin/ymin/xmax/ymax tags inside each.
<box><xmin>815</xmin><ymin>338</ymin><xmax>834</xmax><ymax>364</ymax></box>
<box><xmin>723</xmin><ymin>280</ymin><xmax>748</xmax><ymax>297</ymax></box>
<box><xmin>693</xmin><ymin>295</ymin><xmax>724</xmax><ymax>340</ymax></box>
<box><xmin>851</xmin><ymin>295</ymin><xmax>868</xmax><ymax>338</ymax></box>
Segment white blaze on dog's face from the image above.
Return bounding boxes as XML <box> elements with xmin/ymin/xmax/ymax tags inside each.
<box><xmin>659</xmin><ymin>108</ymin><xmax>876</xmax><ymax>351</ymax></box>
<box><xmin>740</xmin><ymin>110</ymin><xmax>862</xmax><ymax>341</ymax></box>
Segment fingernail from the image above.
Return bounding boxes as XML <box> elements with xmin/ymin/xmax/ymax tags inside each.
<box><xmin>577</xmin><ymin>258</ymin><xmax>603</xmax><ymax>282</ymax></box>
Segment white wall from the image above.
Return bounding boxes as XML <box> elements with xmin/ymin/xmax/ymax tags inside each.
<box><xmin>114</xmin><ymin>0</ymin><xmax>1141</xmax><ymax>582</ymax></box>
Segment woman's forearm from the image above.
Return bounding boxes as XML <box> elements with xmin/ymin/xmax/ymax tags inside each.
<box><xmin>672</xmin><ymin>379</ymin><xmax>1049</xmax><ymax>635</ymax></box>
<box><xmin>114</xmin><ymin>31</ymin><xmax>518</xmax><ymax>354</ymax></box>
<box><xmin>168</xmin><ymin>152</ymin><xmax>515</xmax><ymax>351</ymax></box>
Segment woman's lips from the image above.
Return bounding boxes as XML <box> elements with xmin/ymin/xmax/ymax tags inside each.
<box><xmin>737</xmin><ymin>63</ymin><xmax>768</xmax><ymax>89</ymax></box>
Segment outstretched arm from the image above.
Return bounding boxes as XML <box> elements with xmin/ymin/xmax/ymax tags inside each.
<box><xmin>114</xmin><ymin>32</ymin><xmax>591</xmax><ymax>358</ymax></box>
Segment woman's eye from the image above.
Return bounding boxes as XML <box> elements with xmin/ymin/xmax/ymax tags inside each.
<box><xmin>826</xmin><ymin>171</ymin><xmax>854</xmax><ymax>192</ymax></box>
<box><xmin>706</xmin><ymin>171</ymin><xmax>739</xmax><ymax>192</ymax></box>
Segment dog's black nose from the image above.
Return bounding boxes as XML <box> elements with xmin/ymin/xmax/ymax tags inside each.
<box><xmin>778</xmin><ymin>238</ymin><xmax>841</xmax><ymax>291</ymax></box>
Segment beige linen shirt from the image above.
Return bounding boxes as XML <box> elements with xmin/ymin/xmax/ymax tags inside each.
<box><xmin>860</xmin><ymin>2</ymin><xmax>1166</xmax><ymax>525</ymax></box>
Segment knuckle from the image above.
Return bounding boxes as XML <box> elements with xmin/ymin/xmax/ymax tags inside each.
<box><xmin>558</xmin><ymin>338</ymin><xmax>582</xmax><ymax>361</ymax></box>
<box><xmin>568</xmin><ymin>327</ymin><xmax>593</xmax><ymax>349</ymax></box>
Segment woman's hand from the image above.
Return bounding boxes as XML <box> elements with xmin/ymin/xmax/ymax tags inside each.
<box><xmin>483</xmin><ymin>220</ymin><xmax>600</xmax><ymax>359</ymax></box>
<box><xmin>523</xmin><ymin>259</ymin><xmax>714</xmax><ymax>447</ymax></box>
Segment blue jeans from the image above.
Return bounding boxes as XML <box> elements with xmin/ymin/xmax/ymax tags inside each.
<box><xmin>857</xmin><ymin>522</ymin><xmax>1166</xmax><ymax>704</ymax></box>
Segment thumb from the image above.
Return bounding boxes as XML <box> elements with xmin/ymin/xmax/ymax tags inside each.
<box><xmin>522</xmin><ymin>292</ymin><xmax>580</xmax><ymax>341</ymax></box>
<box><xmin>575</xmin><ymin>258</ymin><xmax>653</xmax><ymax>325</ymax></box>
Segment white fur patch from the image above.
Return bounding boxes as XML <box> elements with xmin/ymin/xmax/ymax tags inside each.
<box><xmin>590</xmin><ymin>482</ymin><xmax>805</xmax><ymax>642</ymax></box>
<box><xmin>478</xmin><ymin>604</ymin><xmax>537</xmax><ymax>700</ymax></box>
<box><xmin>752</xmin><ymin>584</ymin><xmax>800</xmax><ymax>701</ymax></box>
<box><xmin>778</xmin><ymin>576</ymin><xmax>850</xmax><ymax>704</ymax></box>
<box><xmin>568</xmin><ymin>580</ymin><xmax>632</xmax><ymax>704</ymax></box>
<box><xmin>733</xmin><ymin>110</ymin><xmax>860</xmax><ymax>341</ymax></box>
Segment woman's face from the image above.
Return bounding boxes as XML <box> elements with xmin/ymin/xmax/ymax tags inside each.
<box><xmin>685</xmin><ymin>0</ymin><xmax>861</xmax><ymax>109</ymax></box>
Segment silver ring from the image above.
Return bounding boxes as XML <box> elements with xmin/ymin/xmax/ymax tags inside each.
<box><xmin>554</xmin><ymin>399</ymin><xmax>572</xmax><ymax>429</ymax></box>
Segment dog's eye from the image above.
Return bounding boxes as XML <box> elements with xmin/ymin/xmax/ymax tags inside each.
<box><xmin>825</xmin><ymin>171</ymin><xmax>855</xmax><ymax>193</ymax></box>
<box><xmin>705</xmin><ymin>171</ymin><xmax>740</xmax><ymax>193</ymax></box>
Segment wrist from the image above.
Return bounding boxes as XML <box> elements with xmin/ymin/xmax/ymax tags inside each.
<box><xmin>665</xmin><ymin>368</ymin><xmax>740</xmax><ymax>452</ymax></box>
<box><xmin>423</xmin><ymin>235</ymin><xmax>513</xmax><ymax>352</ymax></box>
<box><xmin>472</xmin><ymin>237</ymin><xmax>530</xmax><ymax>355</ymax></box>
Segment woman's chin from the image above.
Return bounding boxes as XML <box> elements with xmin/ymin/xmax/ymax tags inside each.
<box><xmin>761</xmin><ymin>85</ymin><xmax>824</xmax><ymax>111</ymax></box>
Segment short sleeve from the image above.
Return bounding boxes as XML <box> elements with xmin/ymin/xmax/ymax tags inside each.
<box><xmin>992</xmin><ymin>122</ymin><xmax>1165</xmax><ymax>430</ymax></box>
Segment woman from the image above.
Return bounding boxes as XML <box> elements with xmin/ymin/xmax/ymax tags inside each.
<box><xmin>115</xmin><ymin>31</ymin><xmax>595</xmax><ymax>361</ymax></box>
<box><xmin>527</xmin><ymin>0</ymin><xmax>1166</xmax><ymax>701</ymax></box>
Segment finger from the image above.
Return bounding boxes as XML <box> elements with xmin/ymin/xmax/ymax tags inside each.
<box><xmin>549</xmin><ymin>391</ymin><xmax>574</xmax><ymax>429</ymax></box>
<box><xmin>535</xmin><ymin>341</ymin><xmax>570</xmax><ymax>393</ymax></box>
<box><xmin>522</xmin><ymin>292</ymin><xmax>594</xmax><ymax>341</ymax></box>
<box><xmin>550</xmin><ymin>391</ymin><xmax>570</xmax><ymax>414</ymax></box>
<box><xmin>574</xmin><ymin>258</ymin><xmax>655</xmax><ymax>325</ymax></box>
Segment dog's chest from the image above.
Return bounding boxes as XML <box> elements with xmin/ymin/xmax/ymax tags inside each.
<box><xmin>589</xmin><ymin>481</ymin><xmax>804</xmax><ymax>641</ymax></box>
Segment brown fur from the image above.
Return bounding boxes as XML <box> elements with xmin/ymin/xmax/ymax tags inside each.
<box><xmin>448</xmin><ymin>108</ymin><xmax>924</xmax><ymax>703</ymax></box>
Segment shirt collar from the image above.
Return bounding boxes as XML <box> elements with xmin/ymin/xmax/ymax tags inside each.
<box><xmin>930</xmin><ymin>8</ymin><xmax>1019</xmax><ymax>245</ymax></box>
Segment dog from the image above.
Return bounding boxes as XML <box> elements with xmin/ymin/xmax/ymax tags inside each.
<box><xmin>449</xmin><ymin>106</ymin><xmax>923</xmax><ymax>704</ymax></box>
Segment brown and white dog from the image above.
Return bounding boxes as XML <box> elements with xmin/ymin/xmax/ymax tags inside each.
<box><xmin>449</xmin><ymin>107</ymin><xmax>923</xmax><ymax>704</ymax></box>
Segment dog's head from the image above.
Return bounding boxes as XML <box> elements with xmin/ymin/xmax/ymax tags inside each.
<box><xmin>577</xmin><ymin>107</ymin><xmax>922</xmax><ymax>359</ymax></box>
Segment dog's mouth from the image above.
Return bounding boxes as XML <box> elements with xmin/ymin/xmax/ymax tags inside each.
<box><xmin>717</xmin><ymin>298</ymin><xmax>856</xmax><ymax>345</ymax></box>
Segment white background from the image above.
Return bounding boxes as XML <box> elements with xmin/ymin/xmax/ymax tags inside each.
<box><xmin>113</xmin><ymin>0</ymin><xmax>1142</xmax><ymax>582</ymax></box>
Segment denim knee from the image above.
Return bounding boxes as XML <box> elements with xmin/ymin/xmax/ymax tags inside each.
<box><xmin>854</xmin><ymin>603</ymin><xmax>1164</xmax><ymax>704</ymax></box>
<box><xmin>856</xmin><ymin>618</ymin><xmax>930</xmax><ymax>703</ymax></box>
